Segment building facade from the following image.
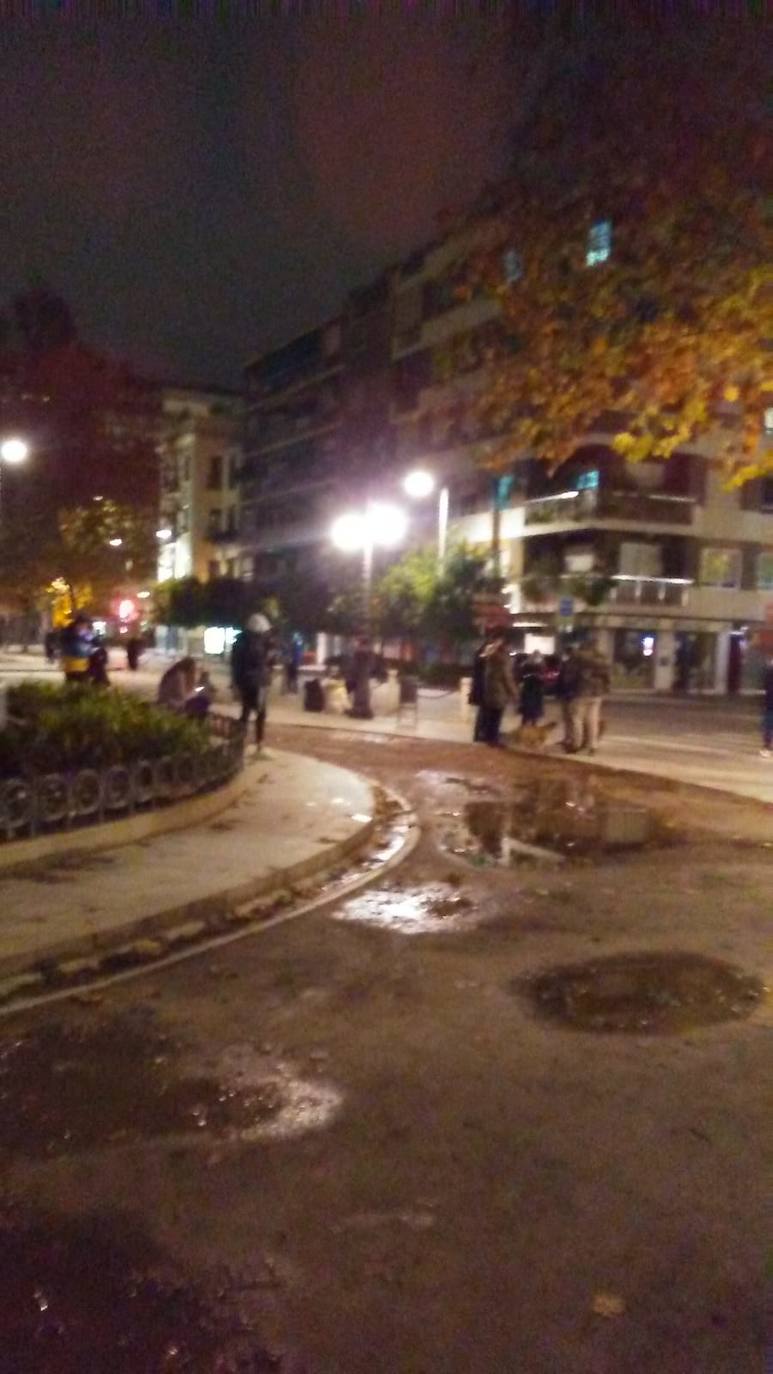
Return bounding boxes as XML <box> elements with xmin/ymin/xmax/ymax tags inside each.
<box><xmin>239</xmin><ymin>208</ymin><xmax>772</xmax><ymax>691</ymax></box>
<box><xmin>157</xmin><ymin>386</ymin><xmax>242</xmax><ymax>585</ymax></box>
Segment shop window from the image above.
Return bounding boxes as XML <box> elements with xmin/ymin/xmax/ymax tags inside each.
<box><xmin>699</xmin><ymin>546</ymin><xmax>741</xmax><ymax>588</ymax></box>
<box><xmin>586</xmin><ymin>219</ymin><xmax>612</xmax><ymax>266</ymax></box>
<box><xmin>757</xmin><ymin>551</ymin><xmax>773</xmax><ymax>590</ymax></box>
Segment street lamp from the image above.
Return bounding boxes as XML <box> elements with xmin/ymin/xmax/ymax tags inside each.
<box><xmin>331</xmin><ymin>501</ymin><xmax>408</xmax><ymax>718</ymax></box>
<box><xmin>0</xmin><ymin>437</ymin><xmax>29</xmax><ymax>466</ymax></box>
<box><xmin>402</xmin><ymin>468</ymin><xmax>450</xmax><ymax>568</ymax></box>
<box><xmin>108</xmin><ymin>536</ymin><xmax>123</xmax><ymax>548</ymax></box>
<box><xmin>156</xmin><ymin>527</ymin><xmax>172</xmax><ymax>542</ymax></box>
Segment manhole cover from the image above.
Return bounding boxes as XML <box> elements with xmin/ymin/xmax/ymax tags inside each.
<box><xmin>523</xmin><ymin>951</ymin><xmax>764</xmax><ymax>1033</ymax></box>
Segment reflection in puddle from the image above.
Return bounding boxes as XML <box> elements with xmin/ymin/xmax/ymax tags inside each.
<box><xmin>0</xmin><ymin>1021</ymin><xmax>341</xmax><ymax>1158</ymax></box>
<box><xmin>0</xmin><ymin>1207</ymin><xmax>278</xmax><ymax>1372</ymax></box>
<box><xmin>335</xmin><ymin>883</ymin><xmax>475</xmax><ymax>935</ymax></box>
<box><xmin>524</xmin><ymin>951</ymin><xmax>764</xmax><ymax>1033</ymax></box>
<box><xmin>441</xmin><ymin>777</ymin><xmax>661</xmax><ymax>862</ymax></box>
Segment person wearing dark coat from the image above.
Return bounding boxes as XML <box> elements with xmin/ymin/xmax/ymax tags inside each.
<box><xmin>231</xmin><ymin>613</ymin><xmax>273</xmax><ymax>750</ymax></box>
<box><xmin>760</xmin><ymin>656</ymin><xmax>773</xmax><ymax>757</ymax></box>
<box><xmin>519</xmin><ymin>652</ymin><xmax>545</xmax><ymax>726</ymax></box>
<box><xmin>469</xmin><ymin>630</ymin><xmax>494</xmax><ymax>742</ymax></box>
<box><xmin>480</xmin><ymin>636</ymin><xmax>517</xmax><ymax>746</ymax></box>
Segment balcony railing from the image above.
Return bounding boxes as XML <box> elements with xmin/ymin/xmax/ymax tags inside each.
<box><xmin>607</xmin><ymin>576</ymin><xmax>692</xmax><ymax>608</ymax></box>
<box><xmin>524</xmin><ymin>489</ymin><xmax>694</xmax><ymax>527</ymax></box>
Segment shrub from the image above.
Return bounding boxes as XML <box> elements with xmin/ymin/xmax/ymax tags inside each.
<box><xmin>1</xmin><ymin>684</ymin><xmax>209</xmax><ymax>778</ymax></box>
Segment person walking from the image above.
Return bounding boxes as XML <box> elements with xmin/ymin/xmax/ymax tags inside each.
<box><xmin>481</xmin><ymin>635</ymin><xmax>517</xmax><ymax>746</ymax></box>
<box><xmin>519</xmin><ymin>651</ymin><xmax>545</xmax><ymax>727</ymax></box>
<box><xmin>60</xmin><ymin>614</ymin><xmax>93</xmax><ymax>683</ymax></box>
<box><xmin>570</xmin><ymin>638</ymin><xmax>611</xmax><ymax>755</ymax></box>
<box><xmin>556</xmin><ymin>644</ymin><xmax>581</xmax><ymax>750</ymax></box>
<box><xmin>231</xmin><ymin>612</ymin><xmax>273</xmax><ymax>752</ymax></box>
<box><xmin>760</xmin><ymin>655</ymin><xmax>773</xmax><ymax>757</ymax></box>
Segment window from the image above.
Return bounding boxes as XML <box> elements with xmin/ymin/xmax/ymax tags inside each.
<box><xmin>576</xmin><ymin>469</ymin><xmax>600</xmax><ymax>491</ymax></box>
<box><xmin>699</xmin><ymin>547</ymin><xmax>741</xmax><ymax>589</ymax></box>
<box><xmin>502</xmin><ymin>248</ymin><xmax>522</xmax><ymax>284</ymax></box>
<box><xmin>586</xmin><ymin>219</ymin><xmax>612</xmax><ymax>267</ymax></box>
<box><xmin>207</xmin><ymin>455</ymin><xmax>223</xmax><ymax>490</ymax></box>
<box><xmin>619</xmin><ymin>541</ymin><xmax>663</xmax><ymax>578</ymax></box>
<box><xmin>207</xmin><ymin>508</ymin><xmax>222</xmax><ymax>538</ymax></box>
<box><xmin>757</xmin><ymin>552</ymin><xmax>773</xmax><ymax>590</ymax></box>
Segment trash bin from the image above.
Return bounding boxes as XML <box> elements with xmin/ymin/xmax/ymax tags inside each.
<box><xmin>303</xmin><ymin>677</ymin><xmax>325</xmax><ymax>712</ymax></box>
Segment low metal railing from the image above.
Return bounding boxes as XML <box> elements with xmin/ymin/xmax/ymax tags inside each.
<box><xmin>0</xmin><ymin>713</ymin><xmax>245</xmax><ymax>843</ymax></box>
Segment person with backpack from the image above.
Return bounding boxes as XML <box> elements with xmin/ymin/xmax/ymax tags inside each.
<box><xmin>231</xmin><ymin>612</ymin><xmax>273</xmax><ymax>753</ymax></box>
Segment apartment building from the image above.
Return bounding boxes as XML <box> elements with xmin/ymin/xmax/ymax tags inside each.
<box><xmin>157</xmin><ymin>385</ymin><xmax>242</xmax><ymax>584</ymax></box>
<box><xmin>239</xmin><ymin>204</ymin><xmax>771</xmax><ymax>691</ymax></box>
<box><xmin>241</xmin><ymin>320</ymin><xmax>344</xmax><ymax>589</ymax></box>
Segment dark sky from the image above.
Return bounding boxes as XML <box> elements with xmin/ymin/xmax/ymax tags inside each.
<box><xmin>0</xmin><ymin>19</ymin><xmax>516</xmax><ymax>387</ymax></box>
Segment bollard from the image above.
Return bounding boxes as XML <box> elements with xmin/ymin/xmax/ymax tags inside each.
<box><xmin>459</xmin><ymin>677</ymin><xmax>472</xmax><ymax>722</ymax></box>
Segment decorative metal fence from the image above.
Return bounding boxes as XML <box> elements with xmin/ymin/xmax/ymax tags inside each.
<box><xmin>0</xmin><ymin>713</ymin><xmax>246</xmax><ymax>843</ymax></box>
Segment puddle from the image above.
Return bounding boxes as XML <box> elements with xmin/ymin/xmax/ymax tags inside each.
<box><xmin>524</xmin><ymin>951</ymin><xmax>764</xmax><ymax>1033</ymax></box>
<box><xmin>441</xmin><ymin>777</ymin><xmax>664</xmax><ymax>863</ymax></box>
<box><xmin>334</xmin><ymin>883</ymin><xmax>475</xmax><ymax>935</ymax></box>
<box><xmin>0</xmin><ymin>1021</ymin><xmax>340</xmax><ymax>1158</ymax></box>
<box><xmin>0</xmin><ymin>1206</ymin><xmax>280</xmax><ymax>1372</ymax></box>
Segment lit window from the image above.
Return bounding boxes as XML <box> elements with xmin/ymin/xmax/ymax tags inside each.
<box><xmin>576</xmin><ymin>469</ymin><xmax>600</xmax><ymax>491</ymax></box>
<box><xmin>502</xmin><ymin>248</ymin><xmax>522</xmax><ymax>284</ymax></box>
<box><xmin>699</xmin><ymin>547</ymin><xmax>741</xmax><ymax>589</ymax></box>
<box><xmin>586</xmin><ymin>219</ymin><xmax>612</xmax><ymax>267</ymax></box>
<box><xmin>764</xmin><ymin>407</ymin><xmax>773</xmax><ymax>437</ymax></box>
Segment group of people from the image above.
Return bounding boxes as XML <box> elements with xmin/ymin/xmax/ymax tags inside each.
<box><xmin>54</xmin><ymin>615</ymin><xmax>145</xmax><ymax>687</ymax></box>
<box><xmin>470</xmin><ymin>632</ymin><xmax>611</xmax><ymax>753</ymax></box>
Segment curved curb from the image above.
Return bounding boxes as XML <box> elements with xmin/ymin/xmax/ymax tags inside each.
<box><xmin>0</xmin><ymin>782</ymin><xmax>419</xmax><ymax>1019</ymax></box>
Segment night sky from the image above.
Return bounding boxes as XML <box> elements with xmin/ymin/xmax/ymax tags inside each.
<box><xmin>0</xmin><ymin>19</ymin><xmax>516</xmax><ymax>387</ymax></box>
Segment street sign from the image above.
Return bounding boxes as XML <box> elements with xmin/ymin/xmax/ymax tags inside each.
<box><xmin>558</xmin><ymin>596</ymin><xmax>574</xmax><ymax>618</ymax></box>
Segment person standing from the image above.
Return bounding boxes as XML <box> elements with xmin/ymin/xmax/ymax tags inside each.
<box><xmin>469</xmin><ymin>630</ymin><xmax>494</xmax><ymax>742</ymax></box>
<box><xmin>60</xmin><ymin>614</ymin><xmax>93</xmax><ymax>683</ymax></box>
<box><xmin>231</xmin><ymin>612</ymin><xmax>273</xmax><ymax>752</ymax></box>
<box><xmin>88</xmin><ymin>636</ymin><xmax>110</xmax><ymax>688</ymax></box>
<box><xmin>556</xmin><ymin>644</ymin><xmax>581</xmax><ymax>750</ymax></box>
<box><xmin>126</xmin><ymin>634</ymin><xmax>142</xmax><ymax>671</ymax></box>
<box><xmin>519</xmin><ymin>651</ymin><xmax>545</xmax><ymax>727</ymax></box>
<box><xmin>760</xmin><ymin>655</ymin><xmax>773</xmax><ymax>758</ymax></box>
<box><xmin>481</xmin><ymin>635</ymin><xmax>517</xmax><ymax>746</ymax></box>
<box><xmin>570</xmin><ymin>638</ymin><xmax>611</xmax><ymax>756</ymax></box>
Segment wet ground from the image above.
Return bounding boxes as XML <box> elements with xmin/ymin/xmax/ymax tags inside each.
<box><xmin>0</xmin><ymin>728</ymin><xmax>770</xmax><ymax>1372</ymax></box>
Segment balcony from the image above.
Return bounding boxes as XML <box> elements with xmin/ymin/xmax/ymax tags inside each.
<box><xmin>524</xmin><ymin>489</ymin><xmax>695</xmax><ymax>528</ymax></box>
<box><xmin>607</xmin><ymin>576</ymin><xmax>692</xmax><ymax>608</ymax></box>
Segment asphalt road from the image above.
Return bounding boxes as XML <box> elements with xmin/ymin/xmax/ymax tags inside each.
<box><xmin>0</xmin><ymin>732</ymin><xmax>768</xmax><ymax>1372</ymax></box>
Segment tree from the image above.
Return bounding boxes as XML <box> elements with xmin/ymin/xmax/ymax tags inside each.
<box><xmin>57</xmin><ymin>499</ymin><xmax>156</xmax><ymax>613</ymax></box>
<box><xmin>464</xmin><ymin>28</ymin><xmax>771</xmax><ymax>484</ymax></box>
<box><xmin>425</xmin><ymin>545</ymin><xmax>487</xmax><ymax>652</ymax></box>
<box><xmin>372</xmin><ymin>550</ymin><xmax>437</xmax><ymax>648</ymax></box>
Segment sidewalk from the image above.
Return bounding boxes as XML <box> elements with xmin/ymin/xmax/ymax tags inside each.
<box><xmin>0</xmin><ymin>749</ymin><xmax>377</xmax><ymax>1001</ymax></box>
<box><xmin>2</xmin><ymin>649</ymin><xmax>772</xmax><ymax>805</ymax></box>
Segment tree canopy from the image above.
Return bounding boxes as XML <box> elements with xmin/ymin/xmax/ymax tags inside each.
<box><xmin>465</xmin><ymin>28</ymin><xmax>771</xmax><ymax>483</ymax></box>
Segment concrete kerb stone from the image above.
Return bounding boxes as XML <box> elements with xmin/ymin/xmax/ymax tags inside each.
<box><xmin>0</xmin><ymin>764</ymin><xmax>255</xmax><ymax>876</ymax></box>
<box><xmin>0</xmin><ymin>797</ymin><xmax>379</xmax><ymax>998</ymax></box>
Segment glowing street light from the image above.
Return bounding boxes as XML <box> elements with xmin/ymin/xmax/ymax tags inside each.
<box><xmin>330</xmin><ymin>501</ymin><xmax>408</xmax><ymax>719</ymax></box>
<box><xmin>108</xmin><ymin>536</ymin><xmax>123</xmax><ymax>548</ymax></box>
<box><xmin>0</xmin><ymin>437</ymin><xmax>29</xmax><ymax>465</ymax></box>
<box><xmin>156</xmin><ymin>527</ymin><xmax>173</xmax><ymax>542</ymax></box>
<box><xmin>403</xmin><ymin>468</ymin><xmax>435</xmax><ymax>500</ymax></box>
<box><xmin>403</xmin><ymin>468</ymin><xmax>450</xmax><ymax>567</ymax></box>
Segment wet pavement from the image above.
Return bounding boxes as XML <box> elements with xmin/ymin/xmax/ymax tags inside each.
<box><xmin>0</xmin><ymin>728</ymin><xmax>769</xmax><ymax>1373</ymax></box>
<box><xmin>437</xmin><ymin>774</ymin><xmax>670</xmax><ymax>863</ymax></box>
<box><xmin>524</xmin><ymin>951</ymin><xmax>765</xmax><ymax>1033</ymax></box>
<box><xmin>0</xmin><ymin>1206</ymin><xmax>280</xmax><ymax>1372</ymax></box>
